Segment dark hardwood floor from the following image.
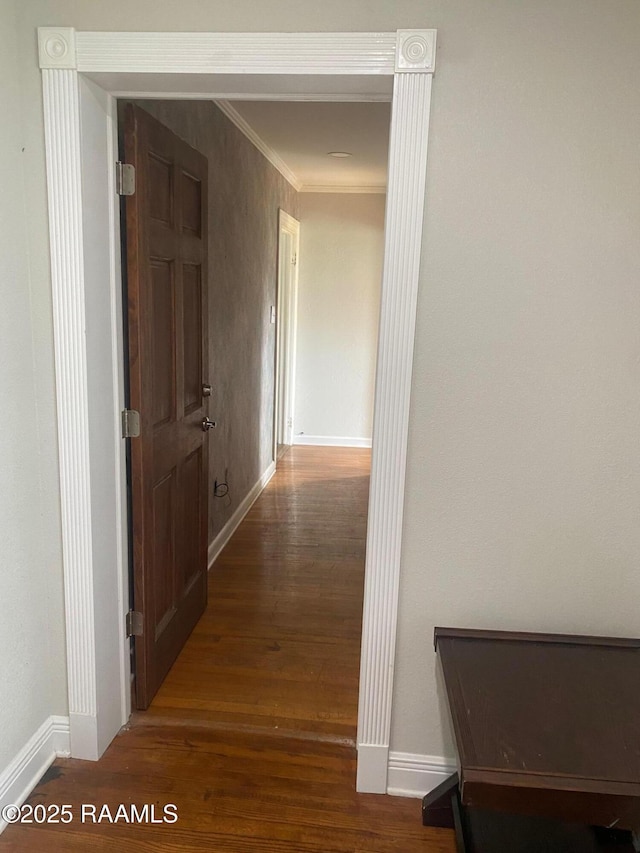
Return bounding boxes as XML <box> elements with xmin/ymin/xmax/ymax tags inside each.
<box><xmin>2</xmin><ymin>726</ymin><xmax>454</xmax><ymax>852</ymax></box>
<box><xmin>141</xmin><ymin>446</ymin><xmax>370</xmax><ymax>741</ymax></box>
<box><xmin>0</xmin><ymin>448</ymin><xmax>455</xmax><ymax>852</ymax></box>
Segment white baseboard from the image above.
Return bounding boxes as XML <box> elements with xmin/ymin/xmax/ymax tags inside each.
<box><xmin>387</xmin><ymin>751</ymin><xmax>456</xmax><ymax>798</ymax></box>
<box><xmin>0</xmin><ymin>715</ymin><xmax>70</xmax><ymax>833</ymax></box>
<box><xmin>208</xmin><ymin>461</ymin><xmax>277</xmax><ymax>568</ymax></box>
<box><xmin>293</xmin><ymin>435</ymin><xmax>372</xmax><ymax>448</ymax></box>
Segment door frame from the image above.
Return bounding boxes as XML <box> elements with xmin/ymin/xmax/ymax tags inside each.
<box><xmin>274</xmin><ymin>209</ymin><xmax>300</xmax><ymax>457</ymax></box>
<box><xmin>38</xmin><ymin>26</ymin><xmax>437</xmax><ymax>793</ymax></box>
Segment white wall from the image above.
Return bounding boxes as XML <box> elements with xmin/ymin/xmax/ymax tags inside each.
<box><xmin>392</xmin><ymin>0</ymin><xmax>640</xmax><ymax>761</ymax></box>
<box><xmin>0</xmin><ymin>0</ymin><xmax>67</xmax><ymax>773</ymax></box>
<box><xmin>9</xmin><ymin>0</ymin><xmax>640</xmax><ymax>776</ymax></box>
<box><xmin>294</xmin><ymin>193</ymin><xmax>384</xmax><ymax>443</ymax></box>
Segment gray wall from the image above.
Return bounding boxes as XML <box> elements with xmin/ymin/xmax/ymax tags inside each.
<box><xmin>6</xmin><ymin>0</ymin><xmax>640</xmax><ymax>771</ymax></box>
<box><xmin>0</xmin><ymin>2</ymin><xmax>67</xmax><ymax>771</ymax></box>
<box><xmin>132</xmin><ymin>100</ymin><xmax>298</xmax><ymax>544</ymax></box>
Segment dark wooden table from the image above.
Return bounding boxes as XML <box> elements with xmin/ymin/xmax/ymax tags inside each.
<box><xmin>424</xmin><ymin>628</ymin><xmax>640</xmax><ymax>852</ymax></box>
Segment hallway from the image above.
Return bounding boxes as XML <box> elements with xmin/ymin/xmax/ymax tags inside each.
<box><xmin>140</xmin><ymin>445</ymin><xmax>369</xmax><ymax>740</ymax></box>
<box><xmin>0</xmin><ymin>447</ymin><xmax>456</xmax><ymax>852</ymax></box>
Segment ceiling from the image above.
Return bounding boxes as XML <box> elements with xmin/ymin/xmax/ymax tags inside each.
<box><xmin>220</xmin><ymin>101</ymin><xmax>392</xmax><ymax>192</ymax></box>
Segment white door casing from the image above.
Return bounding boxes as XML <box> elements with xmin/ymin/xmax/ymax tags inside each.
<box><xmin>38</xmin><ymin>27</ymin><xmax>436</xmax><ymax>793</ymax></box>
<box><xmin>275</xmin><ymin>210</ymin><xmax>300</xmax><ymax>453</ymax></box>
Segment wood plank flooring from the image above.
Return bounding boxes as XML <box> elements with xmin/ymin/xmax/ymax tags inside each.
<box><xmin>1</xmin><ymin>726</ymin><xmax>455</xmax><ymax>852</ymax></box>
<box><xmin>0</xmin><ymin>447</ymin><xmax>455</xmax><ymax>851</ymax></box>
<box><xmin>142</xmin><ymin>446</ymin><xmax>370</xmax><ymax>740</ymax></box>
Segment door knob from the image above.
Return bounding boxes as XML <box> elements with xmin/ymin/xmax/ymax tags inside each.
<box><xmin>201</xmin><ymin>417</ymin><xmax>217</xmax><ymax>431</ymax></box>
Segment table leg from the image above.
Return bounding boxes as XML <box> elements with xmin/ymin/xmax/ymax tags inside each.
<box><xmin>422</xmin><ymin>772</ymin><xmax>459</xmax><ymax>829</ymax></box>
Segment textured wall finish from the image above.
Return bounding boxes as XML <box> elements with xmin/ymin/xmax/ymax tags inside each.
<box><xmin>295</xmin><ymin>193</ymin><xmax>384</xmax><ymax>441</ymax></box>
<box><xmin>131</xmin><ymin>99</ymin><xmax>298</xmax><ymax>544</ymax></box>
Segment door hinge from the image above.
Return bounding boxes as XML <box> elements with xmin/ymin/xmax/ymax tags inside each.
<box><xmin>122</xmin><ymin>409</ymin><xmax>140</xmax><ymax>438</ymax></box>
<box><xmin>126</xmin><ymin>610</ymin><xmax>143</xmax><ymax>638</ymax></box>
<box><xmin>116</xmin><ymin>162</ymin><xmax>135</xmax><ymax>196</ymax></box>
<box><xmin>291</xmin><ymin>253</ymin><xmax>297</xmax><ymax>266</ymax></box>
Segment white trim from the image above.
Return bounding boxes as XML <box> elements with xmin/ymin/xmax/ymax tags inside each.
<box><xmin>73</xmin><ymin>32</ymin><xmax>399</xmax><ymax>75</ymax></box>
<box><xmin>208</xmin><ymin>462</ymin><xmax>276</xmax><ymax>568</ymax></box>
<box><xmin>107</xmin><ymin>92</ymin><xmax>393</xmax><ymax>103</ymax></box>
<box><xmin>293</xmin><ymin>435</ymin><xmax>372</xmax><ymax>448</ymax></box>
<box><xmin>215</xmin><ymin>100</ymin><xmax>302</xmax><ymax>191</ymax></box>
<box><xmin>38</xmin><ymin>28</ymin><xmax>76</xmax><ymax>69</ymax></box>
<box><xmin>42</xmin><ymin>67</ymin><xmax>98</xmax><ymax>729</ymax></box>
<box><xmin>38</xmin><ymin>28</ymin><xmax>437</xmax><ymax>790</ymax></box>
<box><xmin>300</xmin><ymin>185</ymin><xmax>386</xmax><ymax>194</ymax></box>
<box><xmin>387</xmin><ymin>752</ymin><xmax>456</xmax><ymax>798</ymax></box>
<box><xmin>105</xmin><ymin>92</ymin><xmax>132</xmax><ymax>735</ymax></box>
<box><xmin>357</xmin><ymin>69</ymin><xmax>435</xmax><ymax>794</ymax></box>
<box><xmin>356</xmin><ymin>743</ymin><xmax>389</xmax><ymax>793</ymax></box>
<box><xmin>395</xmin><ymin>30</ymin><xmax>437</xmax><ymax>73</ymax></box>
<box><xmin>0</xmin><ymin>716</ymin><xmax>71</xmax><ymax>833</ymax></box>
<box><xmin>275</xmin><ymin>210</ymin><xmax>300</xmax><ymax>453</ymax></box>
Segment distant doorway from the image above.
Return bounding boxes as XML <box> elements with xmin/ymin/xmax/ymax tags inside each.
<box><xmin>274</xmin><ymin>210</ymin><xmax>300</xmax><ymax>461</ymax></box>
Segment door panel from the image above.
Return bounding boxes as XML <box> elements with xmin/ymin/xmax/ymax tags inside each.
<box><xmin>148</xmin><ymin>153</ymin><xmax>173</xmax><ymax>223</ymax></box>
<box><xmin>181</xmin><ymin>447</ymin><xmax>203</xmax><ymax>589</ymax></box>
<box><xmin>152</xmin><ymin>471</ymin><xmax>176</xmax><ymax>632</ymax></box>
<box><xmin>123</xmin><ymin>103</ymin><xmax>209</xmax><ymax>709</ymax></box>
<box><xmin>181</xmin><ymin>172</ymin><xmax>202</xmax><ymax>236</ymax></box>
<box><xmin>182</xmin><ymin>264</ymin><xmax>202</xmax><ymax>414</ymax></box>
<box><xmin>150</xmin><ymin>260</ymin><xmax>175</xmax><ymax>427</ymax></box>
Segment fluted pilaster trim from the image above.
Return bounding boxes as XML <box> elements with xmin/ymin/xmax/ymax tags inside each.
<box><xmin>357</xmin><ymin>71</ymin><xmax>434</xmax><ymax>792</ymax></box>
<box><xmin>42</xmin><ymin>69</ymin><xmax>97</xmax><ymax>721</ymax></box>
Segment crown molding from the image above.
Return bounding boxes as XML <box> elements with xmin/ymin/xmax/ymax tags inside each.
<box><xmin>300</xmin><ymin>184</ymin><xmax>386</xmax><ymax>194</ymax></box>
<box><xmin>214</xmin><ymin>100</ymin><xmax>302</xmax><ymax>191</ymax></box>
<box><xmin>215</xmin><ymin>102</ymin><xmax>387</xmax><ymax>195</ymax></box>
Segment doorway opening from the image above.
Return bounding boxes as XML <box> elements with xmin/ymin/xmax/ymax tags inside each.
<box><xmin>274</xmin><ymin>209</ymin><xmax>300</xmax><ymax>461</ymax></box>
<box><xmin>40</xmin><ymin>26</ymin><xmax>436</xmax><ymax>791</ymax></box>
<box><xmin>119</xmin><ymin>98</ymin><xmax>389</xmax><ymax>738</ymax></box>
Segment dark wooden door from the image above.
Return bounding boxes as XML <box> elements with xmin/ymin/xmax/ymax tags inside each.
<box><xmin>123</xmin><ymin>104</ymin><xmax>209</xmax><ymax>709</ymax></box>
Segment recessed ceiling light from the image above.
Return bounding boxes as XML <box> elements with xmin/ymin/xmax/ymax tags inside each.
<box><xmin>328</xmin><ymin>151</ymin><xmax>352</xmax><ymax>158</ymax></box>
